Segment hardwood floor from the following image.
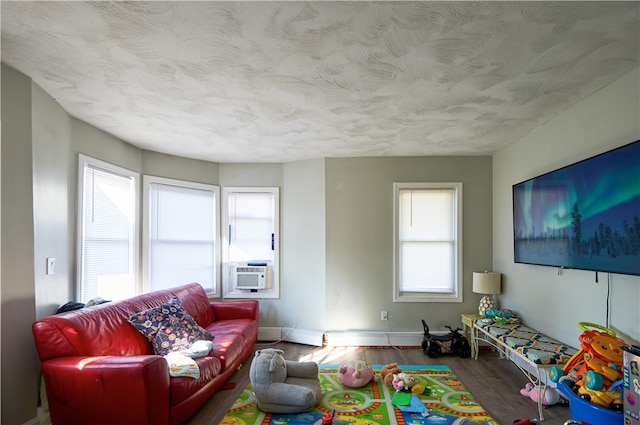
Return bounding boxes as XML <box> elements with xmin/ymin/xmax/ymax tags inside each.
<box><xmin>184</xmin><ymin>342</ymin><xmax>574</xmax><ymax>425</ymax></box>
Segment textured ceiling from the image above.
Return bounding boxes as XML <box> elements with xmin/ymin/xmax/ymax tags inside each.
<box><xmin>2</xmin><ymin>1</ymin><xmax>638</xmax><ymax>163</ymax></box>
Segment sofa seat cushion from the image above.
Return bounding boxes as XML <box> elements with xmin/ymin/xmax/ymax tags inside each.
<box><xmin>208</xmin><ymin>333</ymin><xmax>249</xmax><ymax>371</ymax></box>
<box><xmin>170</xmin><ymin>355</ymin><xmax>222</xmax><ymax>406</ymax></box>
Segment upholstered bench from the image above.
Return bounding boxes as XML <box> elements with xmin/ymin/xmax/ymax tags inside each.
<box><xmin>476</xmin><ymin>322</ymin><xmax>577</xmax><ymax>364</ymax></box>
<box><xmin>473</xmin><ymin>320</ymin><xmax>578</xmax><ymax>420</ymax></box>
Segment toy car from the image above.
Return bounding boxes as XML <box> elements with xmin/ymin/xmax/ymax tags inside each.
<box><xmin>421</xmin><ymin>320</ymin><xmax>471</xmax><ymax>358</ymax></box>
<box><xmin>571</xmin><ymin>380</ymin><xmax>623</xmax><ymax>411</ymax></box>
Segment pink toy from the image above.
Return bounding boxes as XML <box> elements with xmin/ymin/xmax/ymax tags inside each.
<box><xmin>392</xmin><ymin>372</ymin><xmax>416</xmax><ymax>391</ymax></box>
<box><xmin>519</xmin><ymin>383</ymin><xmax>560</xmax><ymax>406</ymax></box>
<box><xmin>337</xmin><ymin>360</ymin><xmax>375</xmax><ymax>388</ymax></box>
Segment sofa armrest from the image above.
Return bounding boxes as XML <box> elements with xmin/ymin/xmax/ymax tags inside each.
<box><xmin>42</xmin><ymin>355</ymin><xmax>170</xmax><ymax>425</ymax></box>
<box><xmin>211</xmin><ymin>299</ymin><xmax>259</xmax><ymax>321</ymax></box>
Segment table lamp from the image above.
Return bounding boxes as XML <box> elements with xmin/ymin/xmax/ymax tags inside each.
<box><xmin>473</xmin><ymin>271</ymin><xmax>502</xmax><ymax>316</ymax></box>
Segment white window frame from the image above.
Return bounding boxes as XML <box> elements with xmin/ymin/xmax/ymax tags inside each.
<box><xmin>222</xmin><ymin>187</ymin><xmax>280</xmax><ymax>299</ymax></box>
<box><xmin>393</xmin><ymin>182</ymin><xmax>463</xmax><ymax>303</ymax></box>
<box><xmin>142</xmin><ymin>176</ymin><xmax>220</xmax><ymax>297</ymax></box>
<box><xmin>77</xmin><ymin>155</ymin><xmax>139</xmax><ymax>302</ymax></box>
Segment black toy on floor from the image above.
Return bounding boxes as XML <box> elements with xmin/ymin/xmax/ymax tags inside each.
<box><xmin>421</xmin><ymin>319</ymin><xmax>471</xmax><ymax>358</ymax></box>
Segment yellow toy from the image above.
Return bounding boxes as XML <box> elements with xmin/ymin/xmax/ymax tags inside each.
<box><xmin>411</xmin><ymin>382</ymin><xmax>426</xmax><ymax>395</ymax></box>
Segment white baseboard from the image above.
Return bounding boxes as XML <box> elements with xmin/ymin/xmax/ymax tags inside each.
<box><xmin>259</xmin><ymin>328</ymin><xmax>431</xmax><ymax>347</ymax></box>
<box><xmin>282</xmin><ymin>327</ymin><xmax>324</xmax><ymax>346</ymax></box>
<box><xmin>324</xmin><ymin>331</ymin><xmax>423</xmax><ymax>347</ymax></box>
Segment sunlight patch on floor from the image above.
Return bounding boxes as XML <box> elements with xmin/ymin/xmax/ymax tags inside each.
<box><xmin>299</xmin><ymin>345</ymin><xmax>358</xmax><ymax>364</ymax></box>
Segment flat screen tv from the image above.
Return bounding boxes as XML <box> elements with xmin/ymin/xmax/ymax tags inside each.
<box><xmin>512</xmin><ymin>140</ymin><xmax>640</xmax><ymax>276</ymax></box>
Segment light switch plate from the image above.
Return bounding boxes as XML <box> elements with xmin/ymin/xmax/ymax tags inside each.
<box><xmin>46</xmin><ymin>257</ymin><xmax>56</xmax><ymax>275</ymax></box>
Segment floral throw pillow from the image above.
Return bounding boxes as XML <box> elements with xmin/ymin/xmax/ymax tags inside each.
<box><xmin>128</xmin><ymin>298</ymin><xmax>212</xmax><ymax>354</ymax></box>
<box><xmin>153</xmin><ymin>322</ymin><xmax>211</xmax><ymax>356</ymax></box>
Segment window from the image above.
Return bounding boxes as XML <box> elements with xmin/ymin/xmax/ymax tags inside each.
<box><xmin>143</xmin><ymin>176</ymin><xmax>220</xmax><ymax>295</ymax></box>
<box><xmin>222</xmin><ymin>187</ymin><xmax>280</xmax><ymax>298</ymax></box>
<box><xmin>77</xmin><ymin>155</ymin><xmax>139</xmax><ymax>302</ymax></box>
<box><xmin>393</xmin><ymin>182</ymin><xmax>462</xmax><ymax>302</ymax></box>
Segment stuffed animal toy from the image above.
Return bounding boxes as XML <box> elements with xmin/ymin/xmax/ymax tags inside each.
<box><xmin>392</xmin><ymin>372</ymin><xmax>416</xmax><ymax>392</ymax></box>
<box><xmin>337</xmin><ymin>360</ymin><xmax>375</xmax><ymax>388</ymax></box>
<box><xmin>380</xmin><ymin>363</ymin><xmax>402</xmax><ymax>387</ymax></box>
<box><xmin>249</xmin><ymin>348</ymin><xmax>322</xmax><ymax>414</ymax></box>
<box><xmin>519</xmin><ymin>383</ymin><xmax>560</xmax><ymax>406</ymax></box>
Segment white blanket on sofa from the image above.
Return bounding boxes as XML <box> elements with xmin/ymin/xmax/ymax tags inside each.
<box><xmin>164</xmin><ymin>340</ymin><xmax>214</xmax><ymax>379</ymax></box>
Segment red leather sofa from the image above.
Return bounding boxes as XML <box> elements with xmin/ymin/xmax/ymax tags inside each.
<box><xmin>32</xmin><ymin>283</ymin><xmax>259</xmax><ymax>425</ymax></box>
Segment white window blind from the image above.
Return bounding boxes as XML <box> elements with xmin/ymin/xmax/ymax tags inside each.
<box><xmin>394</xmin><ymin>183</ymin><xmax>462</xmax><ymax>302</ymax></box>
<box><xmin>146</xmin><ymin>178</ymin><xmax>218</xmax><ymax>294</ymax></box>
<box><xmin>78</xmin><ymin>157</ymin><xmax>138</xmax><ymax>302</ymax></box>
<box><xmin>228</xmin><ymin>191</ymin><xmax>275</xmax><ymax>264</ymax></box>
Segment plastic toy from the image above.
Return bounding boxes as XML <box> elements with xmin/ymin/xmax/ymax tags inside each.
<box><xmin>321</xmin><ymin>410</ymin><xmax>335</xmax><ymax>424</ymax></box>
<box><xmin>575</xmin><ymin>380</ymin><xmax>623</xmax><ymax>410</ymax></box>
<box><xmin>512</xmin><ymin>420</ymin><xmax>541</xmax><ymax>425</ymax></box>
<box><xmin>421</xmin><ymin>320</ymin><xmax>471</xmax><ymax>358</ymax></box>
<box><xmin>485</xmin><ymin>308</ymin><xmax>520</xmax><ymax>324</ymax></box>
<box><xmin>411</xmin><ymin>382</ymin><xmax>427</xmax><ymax>395</ymax></box>
<box><xmin>549</xmin><ymin>322</ymin><xmax>626</xmax><ymax>411</ymax></box>
<box><xmin>519</xmin><ymin>383</ymin><xmax>560</xmax><ymax>406</ymax></box>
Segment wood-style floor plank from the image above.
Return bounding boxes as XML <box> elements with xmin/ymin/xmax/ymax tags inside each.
<box><xmin>184</xmin><ymin>342</ymin><xmax>573</xmax><ymax>425</ymax></box>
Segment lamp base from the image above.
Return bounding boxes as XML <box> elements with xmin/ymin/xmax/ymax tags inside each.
<box><xmin>478</xmin><ymin>295</ymin><xmax>496</xmax><ymax>316</ymax></box>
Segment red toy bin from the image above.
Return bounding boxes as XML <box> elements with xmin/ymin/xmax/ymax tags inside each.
<box><xmin>558</xmin><ymin>380</ymin><xmax>623</xmax><ymax>425</ymax></box>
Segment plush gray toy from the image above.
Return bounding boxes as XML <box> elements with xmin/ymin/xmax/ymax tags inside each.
<box><xmin>249</xmin><ymin>348</ymin><xmax>322</xmax><ymax>413</ymax></box>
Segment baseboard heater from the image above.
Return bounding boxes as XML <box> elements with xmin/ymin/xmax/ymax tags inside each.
<box><xmin>258</xmin><ymin>327</ymin><xmax>324</xmax><ymax>347</ymax></box>
<box><xmin>259</xmin><ymin>328</ymin><xmax>431</xmax><ymax>347</ymax></box>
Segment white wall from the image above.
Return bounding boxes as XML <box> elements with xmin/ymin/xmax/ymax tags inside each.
<box><xmin>493</xmin><ymin>67</ymin><xmax>640</xmax><ymax>346</ymax></box>
<box><xmin>141</xmin><ymin>149</ymin><xmax>219</xmax><ymax>186</ymax></box>
<box><xmin>281</xmin><ymin>159</ymin><xmax>326</xmax><ymax>332</ymax></box>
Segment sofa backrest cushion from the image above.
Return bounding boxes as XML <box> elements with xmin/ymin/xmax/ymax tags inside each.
<box><xmin>168</xmin><ymin>283</ymin><xmax>215</xmax><ymax>326</ymax></box>
<box><xmin>32</xmin><ymin>283</ymin><xmax>214</xmax><ymax>361</ymax></box>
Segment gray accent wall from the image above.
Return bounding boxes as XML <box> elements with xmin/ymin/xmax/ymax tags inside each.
<box><xmin>2</xmin><ymin>64</ymin><xmax>39</xmax><ymax>425</ymax></box>
<box><xmin>32</xmin><ymin>82</ymin><xmax>72</xmax><ymax>321</ymax></box>
<box><xmin>324</xmin><ymin>156</ymin><xmax>493</xmax><ymax>331</ymax></box>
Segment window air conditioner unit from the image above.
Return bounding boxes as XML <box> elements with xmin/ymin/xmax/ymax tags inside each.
<box><xmin>233</xmin><ymin>266</ymin><xmax>272</xmax><ymax>290</ymax></box>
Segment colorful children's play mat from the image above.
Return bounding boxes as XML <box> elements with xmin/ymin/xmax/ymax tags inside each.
<box><xmin>221</xmin><ymin>364</ymin><xmax>497</xmax><ymax>425</ymax></box>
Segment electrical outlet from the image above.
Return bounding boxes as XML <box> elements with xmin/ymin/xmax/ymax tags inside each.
<box><xmin>381</xmin><ymin>310</ymin><xmax>388</xmax><ymax>321</ymax></box>
<box><xmin>46</xmin><ymin>257</ymin><xmax>56</xmax><ymax>275</ymax></box>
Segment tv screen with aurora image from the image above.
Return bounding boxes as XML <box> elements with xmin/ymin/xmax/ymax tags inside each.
<box><xmin>513</xmin><ymin>140</ymin><xmax>640</xmax><ymax>276</ymax></box>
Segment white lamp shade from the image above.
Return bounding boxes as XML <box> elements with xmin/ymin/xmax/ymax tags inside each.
<box><xmin>473</xmin><ymin>271</ymin><xmax>502</xmax><ymax>316</ymax></box>
<box><xmin>472</xmin><ymin>272</ymin><xmax>501</xmax><ymax>295</ymax></box>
